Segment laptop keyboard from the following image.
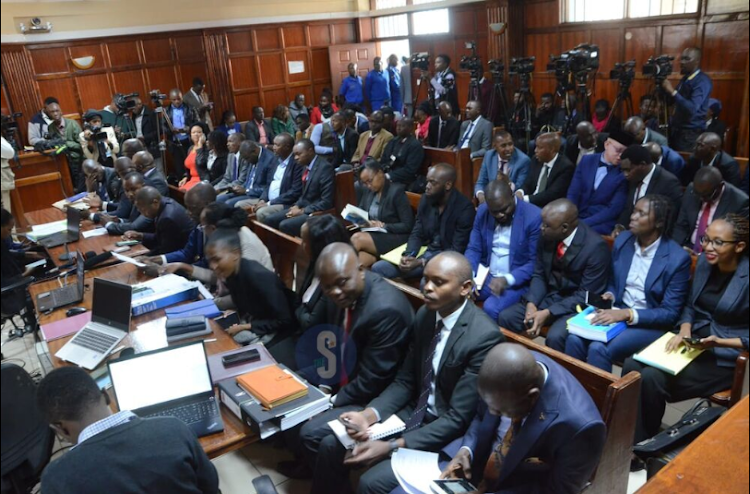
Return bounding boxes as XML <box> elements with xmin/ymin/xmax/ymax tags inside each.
<box><xmin>70</xmin><ymin>328</ymin><xmax>119</xmax><ymax>354</ymax></box>
<box><xmin>146</xmin><ymin>398</ymin><xmax>219</xmax><ymax>425</ymax></box>
<box><xmin>51</xmin><ymin>286</ymin><xmax>79</xmax><ymax>306</ymax></box>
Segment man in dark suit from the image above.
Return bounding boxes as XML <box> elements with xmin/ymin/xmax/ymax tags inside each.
<box><xmin>498</xmin><ymin>199</ymin><xmax>611</xmax><ymax>351</ymax></box>
<box><xmin>311</xmin><ymin>112</ymin><xmax>358</xmax><ymax>169</ymax></box>
<box><xmin>105</xmin><ymin>172</ymin><xmax>154</xmax><ymax>235</ymax></box>
<box><xmin>564</xmin><ymin>121</ymin><xmax>607</xmax><ymax>166</ymax></box>
<box><xmin>131</xmin><ymin>98</ymin><xmax>159</xmax><ymax>156</ymax></box>
<box><xmin>743</xmin><ymin>166</ymin><xmax>749</xmax><ymax>195</ymax></box>
<box><xmin>457</xmin><ymin>101</ymin><xmax>493</xmax><ymax>159</ymax></box>
<box><xmin>263</xmin><ymin>139</ymin><xmax>335</xmax><ymax>236</ymax></box>
<box><xmin>682</xmin><ymin>132</ymin><xmax>742</xmax><ymax>187</ymax></box>
<box><xmin>518</xmin><ymin>133</ymin><xmax>575</xmax><ymax>208</ymax></box>
<box><xmin>428</xmin><ymin>101</ymin><xmax>460</xmax><ymax>149</ymax></box>
<box><xmin>84</xmin><ymin>157</ymin><xmax>134</xmax><ymax>225</ymax></box>
<box><xmin>466</xmin><ymin>180</ymin><xmax>542</xmax><ymax>322</ymax></box>
<box><xmin>164</xmin><ymin>89</ymin><xmax>198</xmax><ymax>178</ymax></box>
<box><xmin>371</xmin><ymin>163</ymin><xmax>475</xmax><ymax>280</ymax></box>
<box><xmin>623</xmin><ymin>115</ymin><xmax>668</xmax><ymax>147</ymax></box>
<box><xmin>243</xmin><ymin>106</ymin><xmax>275</xmax><ymax>147</ymax></box>
<box><xmin>132</xmin><ymin>150</ymin><xmax>169</xmax><ymax>196</ymax></box>
<box><xmin>124</xmin><ymin>186</ymin><xmax>194</xmax><ymax>256</ymax></box>
<box><xmin>439</xmin><ymin>344</ymin><xmax>606</xmax><ymax>494</ymax></box>
<box><xmin>672</xmin><ymin>166</ymin><xmax>749</xmax><ymax>252</ymax></box>
<box><xmin>612</xmin><ymin>145</ymin><xmax>683</xmax><ymax>236</ymax></box>
<box><xmin>253</xmin><ymin>133</ymin><xmax>304</xmax><ymax>223</ymax></box>
<box><xmin>310</xmin><ymin>252</ymin><xmax>503</xmax><ymax>494</ymax></box>
<box><xmin>221</xmin><ymin>140</ymin><xmax>276</xmax><ymax>207</ymax></box>
<box><xmin>645</xmin><ymin>142</ymin><xmax>686</xmax><ymax>178</ymax></box>
<box><xmin>81</xmin><ymin>159</ymin><xmax>120</xmax><ymax>209</ymax></box>
<box><xmin>381</xmin><ymin>117</ymin><xmax>424</xmax><ymax>188</ymax></box>
<box><xmin>567</xmin><ymin>130</ymin><xmax>633</xmax><ymax>234</ymax></box>
<box><xmin>289</xmin><ymin>243</ymin><xmax>413</xmax><ymax>483</ymax></box>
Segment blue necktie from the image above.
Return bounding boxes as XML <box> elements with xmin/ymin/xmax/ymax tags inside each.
<box><xmin>459</xmin><ymin>123</ymin><xmax>474</xmax><ymax>148</ymax></box>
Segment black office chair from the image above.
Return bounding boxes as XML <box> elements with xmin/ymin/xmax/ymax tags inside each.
<box><xmin>0</xmin><ymin>276</ymin><xmax>38</xmax><ymax>354</ymax></box>
<box><xmin>252</xmin><ymin>475</ymin><xmax>279</xmax><ymax>494</ymax></box>
<box><xmin>1</xmin><ymin>363</ymin><xmax>55</xmax><ymax>494</ymax></box>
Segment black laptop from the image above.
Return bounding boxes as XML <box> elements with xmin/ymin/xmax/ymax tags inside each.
<box><xmin>36</xmin><ymin>251</ymin><xmax>84</xmax><ymax>312</ymax></box>
<box><xmin>39</xmin><ymin>207</ymin><xmax>81</xmax><ymax>248</ymax></box>
<box><xmin>108</xmin><ymin>341</ymin><xmax>225</xmax><ymax>438</ymax></box>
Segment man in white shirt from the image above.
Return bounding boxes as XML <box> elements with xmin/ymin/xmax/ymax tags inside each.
<box><xmin>252</xmin><ymin>133</ymin><xmax>304</xmax><ymax>222</ymax></box>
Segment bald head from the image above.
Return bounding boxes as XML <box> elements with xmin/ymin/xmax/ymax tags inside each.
<box><xmin>541</xmin><ymin>199</ymin><xmax>579</xmax><ymax>242</ymax></box>
<box><xmin>623</xmin><ymin>116</ymin><xmax>646</xmax><ymax>142</ymax></box>
<box><xmin>422</xmin><ymin>251</ymin><xmax>474</xmax><ymax>315</ymax></box>
<box><xmin>695</xmin><ymin>166</ymin><xmax>723</xmax><ymax>188</ymax></box>
<box><xmin>184</xmin><ymin>182</ymin><xmax>217</xmax><ymax>221</ymax></box>
<box><xmin>695</xmin><ymin>132</ymin><xmax>722</xmax><ymax>162</ymax></box>
<box><xmin>82</xmin><ymin>159</ymin><xmax>101</xmax><ymax>179</ymax></box>
<box><xmin>135</xmin><ymin>185</ymin><xmax>161</xmax><ymax>205</ymax></box>
<box><xmin>534</xmin><ymin>132</ymin><xmax>561</xmax><ymax>163</ymax></box>
<box><xmin>478</xmin><ymin>343</ymin><xmax>544</xmax><ymax>418</ymax></box>
<box><xmin>576</xmin><ymin>121</ymin><xmax>597</xmax><ymax>149</ymax></box>
<box><xmin>426</xmin><ymin>251</ymin><xmax>473</xmax><ymax>285</ymax></box>
<box><xmin>432</xmin><ymin>162</ymin><xmax>457</xmax><ymax>183</ymax></box>
<box><xmin>316</xmin><ymin>243</ymin><xmax>365</xmax><ymax>309</ymax></box>
<box><xmin>132</xmin><ymin>151</ymin><xmax>155</xmax><ymax>173</ymax></box>
<box><xmin>645</xmin><ymin>142</ymin><xmax>662</xmax><ymax>163</ymax></box>
<box><xmin>114</xmin><ymin>157</ymin><xmax>135</xmax><ymax>179</ymax></box>
<box><xmin>121</xmin><ymin>138</ymin><xmax>144</xmax><ymax>159</ymax></box>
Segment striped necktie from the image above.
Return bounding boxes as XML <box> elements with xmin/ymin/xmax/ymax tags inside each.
<box><xmin>405</xmin><ymin>320</ymin><xmax>444</xmax><ymax>431</ymax></box>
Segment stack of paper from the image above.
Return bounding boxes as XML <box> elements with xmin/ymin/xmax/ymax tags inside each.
<box><xmin>26</xmin><ymin>220</ymin><xmax>67</xmax><ymax>242</ymax></box>
<box><xmin>52</xmin><ymin>192</ymin><xmax>89</xmax><ymax>212</ymax></box>
<box><xmin>237</xmin><ymin>365</ymin><xmax>308</xmax><ymax>409</ymax></box>
<box><xmin>567</xmin><ymin>306</ymin><xmax>627</xmax><ymax>343</ymax></box>
<box><xmin>474</xmin><ymin>264</ymin><xmax>490</xmax><ymax>291</ymax></box>
<box><xmin>391</xmin><ymin>448</ymin><xmax>442</xmax><ymax>494</ymax></box>
<box><xmin>633</xmin><ymin>332</ymin><xmax>704</xmax><ymax>375</ymax></box>
<box><xmin>381</xmin><ymin>244</ymin><xmax>429</xmax><ymax>265</ymax></box>
<box><xmin>130</xmin><ymin>274</ymin><xmax>200</xmax><ymax>316</ymax></box>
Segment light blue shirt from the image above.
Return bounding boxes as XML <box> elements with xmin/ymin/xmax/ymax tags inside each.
<box><xmin>269</xmin><ymin>156</ymin><xmax>290</xmax><ymax>202</ymax></box>
<box><xmin>594</xmin><ymin>157</ymin><xmax>614</xmax><ymax>190</ymax></box>
<box><xmin>171</xmin><ymin>106</ymin><xmax>188</xmax><ymax>141</ymax></box>
<box><xmin>490</xmin><ymin>223</ymin><xmax>512</xmax><ymax>281</ymax></box>
<box><xmin>76</xmin><ymin>410</ymin><xmax>137</xmax><ymax>448</ymax></box>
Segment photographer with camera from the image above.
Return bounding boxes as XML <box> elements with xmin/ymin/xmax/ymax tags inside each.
<box><xmin>80</xmin><ymin>110</ymin><xmax>119</xmax><ymax>168</ymax></box>
<box><xmin>28</xmin><ymin>97</ymin><xmax>61</xmax><ymax>147</ymax></box>
<box><xmin>430</xmin><ymin>54</ymin><xmax>459</xmax><ymax>116</ymax></box>
<box><xmin>661</xmin><ymin>47</ymin><xmax>713</xmax><ymax>152</ymax></box>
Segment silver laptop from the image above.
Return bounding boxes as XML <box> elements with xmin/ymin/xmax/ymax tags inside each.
<box><xmin>108</xmin><ymin>341</ymin><xmax>224</xmax><ymax>437</ymax></box>
<box><xmin>55</xmin><ymin>278</ymin><xmax>132</xmax><ymax>370</ymax></box>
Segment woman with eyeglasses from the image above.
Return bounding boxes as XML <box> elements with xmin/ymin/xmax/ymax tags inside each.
<box><xmin>623</xmin><ymin>213</ymin><xmax>749</xmax><ymax>446</ymax></box>
<box><xmin>565</xmin><ymin>195</ymin><xmax>692</xmax><ymax>372</ymax></box>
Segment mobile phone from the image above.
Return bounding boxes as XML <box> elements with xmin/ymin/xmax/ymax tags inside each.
<box><xmin>525</xmin><ymin>318</ymin><xmax>535</xmax><ymax>330</ymax></box>
<box><xmin>586</xmin><ymin>292</ymin><xmax>613</xmax><ymax>310</ymax></box>
<box><xmin>221</xmin><ymin>348</ymin><xmax>261</xmax><ymax>368</ymax></box>
<box><xmin>116</xmin><ymin>240</ymin><xmax>139</xmax><ymax>247</ymax></box>
<box><xmin>215</xmin><ymin>312</ymin><xmax>240</xmax><ymax>330</ymax></box>
<box><xmin>430</xmin><ymin>479</ymin><xmax>477</xmax><ymax>494</ymax></box>
<box><xmin>683</xmin><ymin>337</ymin><xmax>702</xmax><ymax>346</ymax></box>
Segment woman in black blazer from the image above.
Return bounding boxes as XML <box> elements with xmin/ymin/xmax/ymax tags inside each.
<box><xmin>351</xmin><ymin>159</ymin><xmax>415</xmax><ymax>267</ymax></box>
<box><xmin>624</xmin><ymin>214</ymin><xmax>749</xmax><ymax>446</ymax></box>
<box><xmin>197</xmin><ymin>130</ymin><xmax>229</xmax><ymax>186</ymax></box>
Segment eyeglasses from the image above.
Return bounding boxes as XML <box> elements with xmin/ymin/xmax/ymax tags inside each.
<box><xmin>700</xmin><ymin>235</ymin><xmax>737</xmax><ymax>249</ymax></box>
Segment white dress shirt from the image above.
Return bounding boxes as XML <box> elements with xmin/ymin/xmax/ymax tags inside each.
<box><xmin>690</xmin><ymin>184</ymin><xmax>725</xmax><ymax>246</ymax></box>
<box><xmin>622</xmin><ymin>237</ymin><xmax>661</xmax><ymax>325</ymax></box>
<box><xmin>634</xmin><ymin>164</ymin><xmax>656</xmax><ymax>204</ymax></box>
<box><xmin>577</xmin><ymin>142</ymin><xmax>597</xmax><ymax>165</ymax></box>
<box><xmin>559</xmin><ymin>227</ymin><xmax>578</xmax><ymax>256</ymax></box>
<box><xmin>76</xmin><ymin>410</ymin><xmax>137</xmax><ymax>448</ymax></box>
<box><xmin>427</xmin><ymin>299</ymin><xmax>468</xmax><ymax>415</ymax></box>
<box><xmin>269</xmin><ymin>155</ymin><xmax>290</xmax><ymax>202</ymax></box>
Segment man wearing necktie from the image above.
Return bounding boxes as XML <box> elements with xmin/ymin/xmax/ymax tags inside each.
<box><xmin>475</xmin><ymin>131</ymin><xmax>531</xmax><ymax>202</ymax></box>
<box><xmin>428</xmin><ymin>101</ymin><xmax>460</xmax><ymax>149</ymax></box>
<box><xmin>456</xmin><ymin>101</ymin><xmax>492</xmax><ymax>159</ymax></box>
<box><xmin>320</xmin><ymin>252</ymin><xmax>502</xmax><ymax>494</ymax></box>
<box><xmin>567</xmin><ymin>129</ymin><xmax>634</xmax><ymax>235</ymax></box>
<box><xmin>438</xmin><ymin>343</ymin><xmax>606</xmax><ymax>494</ymax></box>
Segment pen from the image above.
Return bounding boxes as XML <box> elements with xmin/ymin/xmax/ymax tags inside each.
<box><xmin>204</xmin><ymin>338</ymin><xmax>217</xmax><ymax>343</ymax></box>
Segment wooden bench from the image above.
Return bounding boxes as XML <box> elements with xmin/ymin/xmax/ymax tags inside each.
<box><xmin>168</xmin><ymin>184</ymin><xmax>185</xmax><ymax>206</ymax></box>
<box><xmin>247</xmin><ymin>219</ymin><xmax>302</xmax><ymax>290</ymax></box>
<box><xmin>405</xmin><ymin>191</ymin><xmax>421</xmax><ymax>215</ymax></box>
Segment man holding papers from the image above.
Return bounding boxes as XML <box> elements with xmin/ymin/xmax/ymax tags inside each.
<box><xmin>465</xmin><ymin>179</ymin><xmax>541</xmax><ymax>322</ymax></box>
<box><xmin>565</xmin><ymin>194</ymin><xmax>691</xmax><ymax>372</ymax></box>
<box><xmin>371</xmin><ymin>163</ymin><xmax>474</xmax><ymax>281</ymax></box>
<box><xmin>124</xmin><ymin>186</ymin><xmax>194</xmax><ymax>256</ymax></box>
<box><xmin>309</xmin><ymin>252</ymin><xmax>503</xmax><ymax>494</ymax></box>
<box><xmin>438</xmin><ymin>343</ymin><xmax>605</xmax><ymax>494</ymax></box>
<box><xmin>623</xmin><ymin>215</ymin><xmax>749</xmax><ymax>445</ymax></box>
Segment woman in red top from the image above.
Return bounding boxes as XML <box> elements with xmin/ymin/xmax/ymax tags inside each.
<box><xmin>415</xmin><ymin>101</ymin><xmax>432</xmax><ymax>144</ymax></box>
<box><xmin>179</xmin><ymin>123</ymin><xmax>208</xmax><ymax>191</ymax></box>
<box><xmin>309</xmin><ymin>92</ymin><xmax>338</xmax><ymax>125</ymax></box>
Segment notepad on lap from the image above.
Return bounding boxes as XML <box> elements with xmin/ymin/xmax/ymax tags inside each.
<box><xmin>633</xmin><ymin>332</ymin><xmax>704</xmax><ymax>376</ymax></box>
<box><xmin>237</xmin><ymin>364</ymin><xmax>308</xmax><ymax>409</ymax></box>
<box><xmin>381</xmin><ymin>244</ymin><xmax>429</xmax><ymax>265</ymax></box>
<box><xmin>329</xmin><ymin>414</ymin><xmax>406</xmax><ymax>449</ymax></box>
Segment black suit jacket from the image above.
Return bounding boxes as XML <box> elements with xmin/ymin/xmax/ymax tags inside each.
<box><xmin>525</xmin><ymin>223</ymin><xmax>611</xmax><ymax>317</ymax></box>
<box><xmin>358</xmin><ymin>180</ymin><xmax>415</xmax><ymax>234</ymax></box>
<box><xmin>564</xmin><ymin>133</ymin><xmax>607</xmax><ymax>165</ymax></box>
<box><xmin>244</xmin><ymin>119</ymin><xmax>276</xmax><ymax>144</ymax></box>
<box><xmin>521</xmin><ymin>154</ymin><xmax>576</xmax><ymax>208</ymax></box>
<box><xmin>196</xmin><ymin>150</ymin><xmax>228</xmax><ymax>186</ymax></box>
<box><xmin>427</xmin><ymin>117</ymin><xmax>460</xmax><ymax>149</ymax></box>
<box><xmin>144</xmin><ymin>168</ymin><xmax>170</xmax><ymax>197</ymax></box>
<box><xmin>315</xmin><ymin>272</ymin><xmax>414</xmax><ymax>407</ymax></box>
<box><xmin>406</xmin><ymin>190</ymin><xmax>475</xmax><ymax>258</ymax></box>
<box><xmin>682</xmin><ymin>151</ymin><xmax>742</xmax><ymax>188</ymax></box>
<box><xmin>334</xmin><ymin>127</ymin><xmax>359</xmax><ymax>167</ymax></box>
<box><xmin>142</xmin><ymin>197</ymin><xmax>195</xmax><ymax>256</ymax></box>
<box><xmin>260</xmin><ymin>156</ymin><xmax>304</xmax><ymax>206</ymax></box>
<box><xmin>380</xmin><ymin>135</ymin><xmax>425</xmax><ymax>186</ymax></box>
<box><xmin>296</xmin><ymin>157</ymin><xmax>335</xmax><ymax>214</ymax></box>
<box><xmin>138</xmin><ymin>106</ymin><xmax>159</xmax><ymax>151</ymax></box>
<box><xmin>672</xmin><ymin>182</ymin><xmax>749</xmax><ymax>247</ymax></box>
<box><xmin>617</xmin><ymin>165</ymin><xmax>684</xmax><ymax>228</ymax></box>
<box><xmin>368</xmin><ymin>303</ymin><xmax>504</xmax><ymax>451</ymax></box>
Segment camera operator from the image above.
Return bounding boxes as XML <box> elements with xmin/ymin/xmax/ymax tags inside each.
<box><xmin>101</xmin><ymin>93</ymin><xmax>137</xmax><ymax>140</ymax></box>
<box><xmin>430</xmin><ymin>54</ymin><xmax>459</xmax><ymax>116</ymax></box>
<box><xmin>661</xmin><ymin>47</ymin><xmax>712</xmax><ymax>152</ymax></box>
<box><xmin>80</xmin><ymin>110</ymin><xmax>119</xmax><ymax>168</ymax></box>
<box><xmin>533</xmin><ymin>93</ymin><xmax>557</xmax><ymax>135</ymax></box>
<box><xmin>28</xmin><ymin>97</ymin><xmax>63</xmax><ymax>146</ymax></box>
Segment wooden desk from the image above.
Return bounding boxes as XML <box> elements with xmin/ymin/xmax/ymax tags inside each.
<box><xmin>30</xmin><ymin>261</ymin><xmax>256</xmax><ymax>459</ymax></box>
<box><xmin>9</xmin><ymin>151</ymin><xmax>74</xmax><ymax>230</ymax></box>
<box><xmin>637</xmin><ymin>396</ymin><xmax>749</xmax><ymax>493</ymax></box>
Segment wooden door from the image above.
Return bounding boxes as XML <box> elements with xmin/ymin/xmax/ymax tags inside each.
<box><xmin>328</xmin><ymin>43</ymin><xmax>377</xmax><ymax>103</ymax></box>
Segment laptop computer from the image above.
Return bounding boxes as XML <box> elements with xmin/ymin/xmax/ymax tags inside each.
<box><xmin>36</xmin><ymin>251</ymin><xmax>84</xmax><ymax>312</ymax></box>
<box><xmin>40</xmin><ymin>207</ymin><xmax>80</xmax><ymax>248</ymax></box>
<box><xmin>108</xmin><ymin>341</ymin><xmax>225</xmax><ymax>438</ymax></box>
<box><xmin>55</xmin><ymin>278</ymin><xmax>132</xmax><ymax>370</ymax></box>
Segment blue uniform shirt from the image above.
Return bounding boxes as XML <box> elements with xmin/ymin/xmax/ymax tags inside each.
<box><xmin>339</xmin><ymin>76</ymin><xmax>364</xmax><ymax>105</ymax></box>
<box><xmin>365</xmin><ymin>70</ymin><xmax>391</xmax><ymax>111</ymax></box>
<box><xmin>672</xmin><ymin>70</ymin><xmax>712</xmax><ymax>131</ymax></box>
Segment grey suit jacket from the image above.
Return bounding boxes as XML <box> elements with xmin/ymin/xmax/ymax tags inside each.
<box><xmin>458</xmin><ymin>117</ymin><xmax>493</xmax><ymax>159</ymax></box>
<box><xmin>645</xmin><ymin>128</ymin><xmax>668</xmax><ymax>147</ymax></box>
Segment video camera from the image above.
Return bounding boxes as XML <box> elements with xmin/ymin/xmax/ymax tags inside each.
<box><xmin>509</xmin><ymin>56</ymin><xmax>536</xmax><ymax>76</ymax></box>
<box><xmin>1</xmin><ymin>112</ymin><xmax>22</xmax><ymax>150</ymax></box>
<box><xmin>149</xmin><ymin>89</ymin><xmax>168</xmax><ymax>106</ymax></box>
<box><xmin>642</xmin><ymin>55</ymin><xmax>674</xmax><ymax>82</ymax></box>
<box><xmin>83</xmin><ymin>123</ymin><xmax>111</xmax><ymax>143</ymax></box>
<box><xmin>547</xmin><ymin>43</ymin><xmax>600</xmax><ymax>76</ymax></box>
<box><xmin>459</xmin><ymin>41</ymin><xmax>483</xmax><ymax>80</ymax></box>
<box><xmin>113</xmin><ymin>93</ymin><xmax>138</xmax><ymax>114</ymax></box>
<box><xmin>33</xmin><ymin>132</ymin><xmax>66</xmax><ymax>153</ymax></box>
<box><xmin>410</xmin><ymin>53</ymin><xmax>430</xmax><ymax>72</ymax></box>
<box><xmin>488</xmin><ymin>59</ymin><xmax>505</xmax><ymax>83</ymax></box>
<box><xmin>610</xmin><ymin>60</ymin><xmax>636</xmax><ymax>81</ymax></box>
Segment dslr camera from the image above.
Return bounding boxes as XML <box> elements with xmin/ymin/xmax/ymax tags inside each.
<box><xmin>642</xmin><ymin>55</ymin><xmax>674</xmax><ymax>82</ymax></box>
<box><xmin>83</xmin><ymin>123</ymin><xmax>110</xmax><ymax>143</ymax></box>
<box><xmin>566</xmin><ymin>43</ymin><xmax>600</xmax><ymax>73</ymax></box>
<box><xmin>509</xmin><ymin>56</ymin><xmax>536</xmax><ymax>76</ymax></box>
<box><xmin>410</xmin><ymin>53</ymin><xmax>430</xmax><ymax>72</ymax></box>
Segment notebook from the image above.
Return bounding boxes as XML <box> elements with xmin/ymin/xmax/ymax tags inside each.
<box><xmin>567</xmin><ymin>306</ymin><xmax>627</xmax><ymax>343</ymax></box>
<box><xmin>329</xmin><ymin>414</ymin><xmax>406</xmax><ymax>449</ymax></box>
<box><xmin>237</xmin><ymin>364</ymin><xmax>308</xmax><ymax>409</ymax></box>
<box><xmin>632</xmin><ymin>332</ymin><xmax>705</xmax><ymax>376</ymax></box>
<box><xmin>40</xmin><ymin>311</ymin><xmax>92</xmax><ymax>341</ymax></box>
<box><xmin>381</xmin><ymin>244</ymin><xmax>429</xmax><ymax>265</ymax></box>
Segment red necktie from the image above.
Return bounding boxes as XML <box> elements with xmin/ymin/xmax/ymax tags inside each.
<box><xmin>694</xmin><ymin>202</ymin><xmax>712</xmax><ymax>254</ymax></box>
<box><xmin>302</xmin><ymin>167</ymin><xmax>309</xmax><ymax>184</ymax></box>
<box><xmin>339</xmin><ymin>308</ymin><xmax>353</xmax><ymax>388</ymax></box>
<box><xmin>556</xmin><ymin>242</ymin><xmax>566</xmax><ymax>260</ymax></box>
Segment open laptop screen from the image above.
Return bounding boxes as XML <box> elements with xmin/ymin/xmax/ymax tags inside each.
<box><xmin>66</xmin><ymin>206</ymin><xmax>80</xmax><ymax>235</ymax></box>
<box><xmin>75</xmin><ymin>252</ymin><xmax>84</xmax><ymax>294</ymax></box>
<box><xmin>90</xmin><ymin>278</ymin><xmax>132</xmax><ymax>331</ymax></box>
<box><xmin>109</xmin><ymin>342</ymin><xmax>213</xmax><ymax>412</ymax></box>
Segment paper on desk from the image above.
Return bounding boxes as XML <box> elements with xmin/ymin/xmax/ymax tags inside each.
<box><xmin>52</xmin><ymin>198</ymin><xmax>88</xmax><ymax>211</ymax></box>
<box><xmin>30</xmin><ymin>220</ymin><xmax>67</xmax><ymax>235</ymax></box>
<box><xmin>82</xmin><ymin>228</ymin><xmax>108</xmax><ymax>239</ymax></box>
<box><xmin>391</xmin><ymin>448</ymin><xmax>442</xmax><ymax>494</ymax></box>
<box><xmin>112</xmin><ymin>252</ymin><xmax>146</xmax><ymax>267</ymax></box>
<box><xmin>474</xmin><ymin>264</ymin><xmax>490</xmax><ymax>291</ymax></box>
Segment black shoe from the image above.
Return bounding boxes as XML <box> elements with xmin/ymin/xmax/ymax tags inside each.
<box><xmin>630</xmin><ymin>455</ymin><xmax>646</xmax><ymax>472</ymax></box>
<box><xmin>277</xmin><ymin>460</ymin><xmax>313</xmax><ymax>480</ymax></box>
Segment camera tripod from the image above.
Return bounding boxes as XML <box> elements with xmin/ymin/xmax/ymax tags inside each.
<box><xmin>645</xmin><ymin>81</ymin><xmax>671</xmax><ymax>137</ymax></box>
<box><xmin>487</xmin><ymin>73</ymin><xmax>510</xmax><ymax>129</ymax></box>
<box><xmin>606</xmin><ymin>77</ymin><xmax>634</xmax><ymax>131</ymax></box>
<box><xmin>411</xmin><ymin>71</ymin><xmax>435</xmax><ymax>116</ymax></box>
<box><xmin>510</xmin><ymin>73</ymin><xmax>536</xmax><ymax>151</ymax></box>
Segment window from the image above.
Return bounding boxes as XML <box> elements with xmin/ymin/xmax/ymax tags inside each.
<box><xmin>379</xmin><ymin>39</ymin><xmax>412</xmax><ymax>63</ymax></box>
<box><xmin>376</xmin><ymin>14</ymin><xmax>409</xmax><ymax>38</ymax></box>
<box><xmin>412</xmin><ymin>0</ymin><xmax>441</xmax><ymax>4</ymax></box>
<box><xmin>565</xmin><ymin>0</ymin><xmax>698</xmax><ymax>22</ymax></box>
<box><xmin>375</xmin><ymin>0</ymin><xmax>406</xmax><ymax>9</ymax></box>
<box><xmin>412</xmin><ymin>8</ymin><xmax>450</xmax><ymax>35</ymax></box>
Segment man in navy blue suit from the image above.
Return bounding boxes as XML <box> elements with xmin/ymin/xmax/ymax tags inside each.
<box><xmin>465</xmin><ymin>180</ymin><xmax>541</xmax><ymax>322</ymax></box>
<box><xmin>645</xmin><ymin>142</ymin><xmax>686</xmax><ymax>178</ymax></box>
<box><xmin>220</xmin><ymin>140</ymin><xmax>276</xmax><ymax>207</ymax></box>
<box><xmin>475</xmin><ymin>132</ymin><xmax>531</xmax><ymax>202</ymax></box>
<box><xmin>567</xmin><ymin>129</ymin><xmax>634</xmax><ymax>234</ymax></box>
<box><xmin>438</xmin><ymin>343</ymin><xmax>606</xmax><ymax>494</ymax></box>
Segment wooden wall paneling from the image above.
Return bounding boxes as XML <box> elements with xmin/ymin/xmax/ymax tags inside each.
<box><xmin>69</xmin><ymin>44</ymin><xmax>106</xmax><ymax>71</ymax></box>
<box><xmin>524</xmin><ymin>0</ymin><xmax>560</xmax><ymax>29</ymax></box>
<box><xmin>282</xmin><ymin>26</ymin><xmax>307</xmax><ymax>48</ymax></box>
<box><xmin>333</xmin><ymin>23</ymin><xmax>357</xmax><ymax>44</ymax></box>
<box><xmin>255</xmin><ymin>28</ymin><xmax>282</xmax><ymax>52</ymax></box>
<box><xmin>226</xmin><ymin>31</ymin><xmax>254</xmax><ymax>54</ymax></box>
<box><xmin>311</xmin><ymin>49</ymin><xmax>332</xmax><ymax>82</ymax></box>
<box><xmin>357</xmin><ymin>17</ymin><xmax>375</xmax><ymax>43</ymax></box>
<box><xmin>29</xmin><ymin>47</ymin><xmax>69</xmax><ymax>75</ymax></box>
<box><xmin>141</xmin><ymin>38</ymin><xmax>174</xmax><ymax>64</ymax></box>
<box><xmin>233</xmin><ymin>92</ymin><xmax>262</xmax><ymax>121</ymax></box>
<box><xmin>661</xmin><ymin>24</ymin><xmax>698</xmax><ymax>57</ymax></box>
<box><xmin>258</xmin><ymin>53</ymin><xmax>286</xmax><ymax>87</ymax></box>
<box><xmin>285</xmin><ymin>50</ymin><xmax>311</xmax><ymax>84</ymax></box>
<box><xmin>145</xmin><ymin>66</ymin><xmax>179</xmax><ymax>94</ymax></box>
<box><xmin>591</xmin><ymin>29</ymin><xmax>623</xmax><ymax>79</ymax></box>
<box><xmin>263</xmin><ymin>88</ymin><xmax>288</xmax><ymax>113</ymax></box>
<box><xmin>229</xmin><ymin>57</ymin><xmax>259</xmax><ymax>90</ymax></box>
<box><xmin>110</xmin><ymin>69</ymin><xmax>148</xmax><ymax>100</ymax></box>
<box><xmin>75</xmin><ymin>73</ymin><xmax>113</xmax><ymax>111</ymax></box>
<box><xmin>204</xmin><ymin>33</ymin><xmax>234</xmax><ymax>117</ymax></box>
<box><xmin>624</xmin><ymin>27</ymin><xmax>658</xmax><ymax>66</ymax></box>
<box><xmin>560</xmin><ymin>30</ymin><xmax>589</xmax><ymax>51</ymax></box>
<box><xmin>309</xmin><ymin>25</ymin><xmax>332</xmax><ymax>47</ymax></box>
<box><xmin>178</xmin><ymin>62</ymin><xmax>208</xmax><ymax>92</ymax></box>
<box><xmin>1</xmin><ymin>83</ymin><xmax>9</xmax><ymax>112</ymax></box>
<box><xmin>286</xmin><ymin>86</ymin><xmax>313</xmax><ymax>107</ymax></box>
<box><xmin>738</xmin><ymin>53</ymin><xmax>749</xmax><ymax>157</ymax></box>
<box><xmin>711</xmin><ymin>79</ymin><xmax>745</xmax><ymax>140</ymax></box>
<box><xmin>174</xmin><ymin>35</ymin><xmax>205</xmax><ymax>61</ymax></box>
<box><xmin>526</xmin><ymin>32</ymin><xmax>559</xmax><ymax>70</ymax></box>
<box><xmin>2</xmin><ymin>47</ymin><xmax>42</xmax><ymax>142</ymax></box>
<box><xmin>702</xmin><ymin>20</ymin><xmax>750</xmax><ymax>73</ymax></box>
<box><xmin>107</xmin><ymin>40</ymin><xmax>142</xmax><ymax>68</ymax></box>
<box><xmin>36</xmin><ymin>78</ymin><xmax>78</xmax><ymax>114</ymax></box>
<box><xmin>453</xmin><ymin>8</ymin><xmax>478</xmax><ymax>36</ymax></box>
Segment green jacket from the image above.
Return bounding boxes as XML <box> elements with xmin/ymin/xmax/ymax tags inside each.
<box><xmin>48</xmin><ymin>118</ymin><xmax>83</xmax><ymax>164</ymax></box>
<box><xmin>271</xmin><ymin>117</ymin><xmax>295</xmax><ymax>136</ymax></box>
